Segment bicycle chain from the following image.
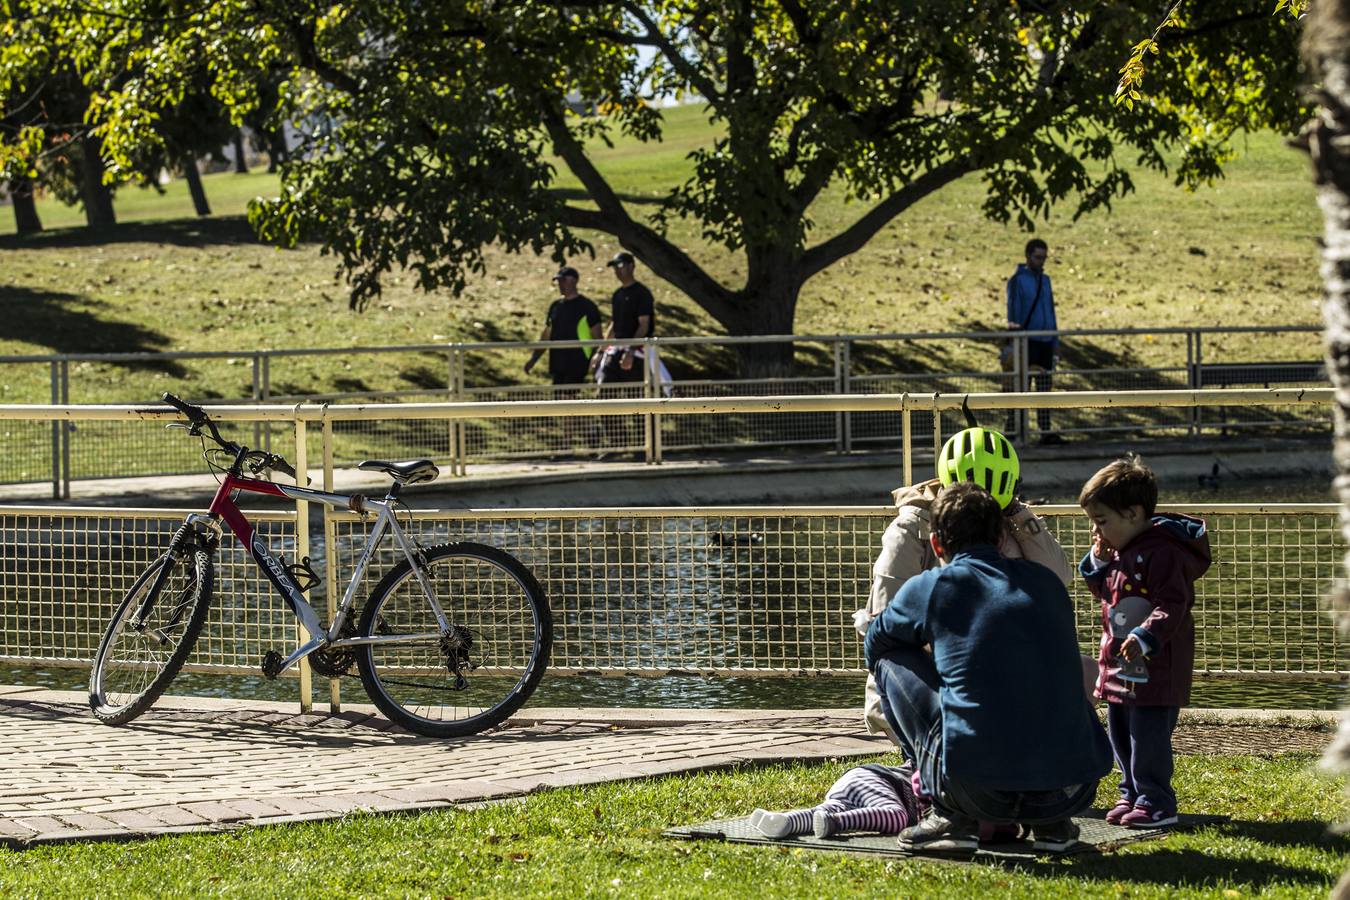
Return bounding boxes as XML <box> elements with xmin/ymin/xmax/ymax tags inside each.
<box><xmin>309</xmin><ymin>616</ymin><xmax>359</xmax><ymax>678</ymax></box>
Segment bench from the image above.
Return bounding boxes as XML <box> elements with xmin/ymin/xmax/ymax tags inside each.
<box><xmin>1188</xmin><ymin>361</ymin><xmax>1326</xmax><ymax>434</ymax></box>
<box><xmin>1190</xmin><ymin>361</ymin><xmax>1325</xmax><ymax>389</ymax></box>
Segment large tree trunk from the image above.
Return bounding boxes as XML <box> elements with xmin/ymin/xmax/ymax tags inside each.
<box><xmin>232</xmin><ymin>129</ymin><xmax>249</xmax><ymax>174</ymax></box>
<box><xmin>1303</xmin><ymin>4</ymin><xmax>1350</xmax><ymax>897</ymax></box>
<box><xmin>727</xmin><ymin>251</ymin><xmax>802</xmax><ymax>378</ymax></box>
<box><xmin>182</xmin><ymin>157</ymin><xmax>211</xmax><ymax>216</ymax></box>
<box><xmin>79</xmin><ymin>134</ymin><xmax>116</xmax><ymax>228</ymax></box>
<box><xmin>9</xmin><ymin>175</ymin><xmax>42</xmax><ymax>235</ymax></box>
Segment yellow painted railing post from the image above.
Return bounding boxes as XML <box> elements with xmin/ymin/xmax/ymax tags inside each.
<box><xmin>447</xmin><ymin>348</ymin><xmax>459</xmax><ymax>478</ymax></box>
<box><xmin>456</xmin><ymin>347</ymin><xmax>468</xmax><ymax>476</ymax></box>
<box><xmin>643</xmin><ymin>338</ymin><xmax>655</xmax><ymax>464</ymax></box>
<box><xmin>901</xmin><ymin>394</ymin><xmax>912</xmax><ymax>486</ymax></box>
<box><xmin>931</xmin><ymin>394</ymin><xmax>943</xmax><ymax>469</ymax></box>
<box><xmin>322</xmin><ymin>412</ymin><xmax>340</xmax><ymax>714</ymax></box>
<box><xmin>294</xmin><ymin>415</ymin><xmax>312</xmax><ymax>714</ymax></box>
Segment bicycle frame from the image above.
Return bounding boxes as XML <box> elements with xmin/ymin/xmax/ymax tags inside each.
<box><xmin>203</xmin><ymin>471</ymin><xmax>450</xmax><ymax>678</ymax></box>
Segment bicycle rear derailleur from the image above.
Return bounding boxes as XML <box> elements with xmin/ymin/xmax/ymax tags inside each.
<box><xmin>440</xmin><ymin>625</ymin><xmax>477</xmax><ymax>690</ymax></box>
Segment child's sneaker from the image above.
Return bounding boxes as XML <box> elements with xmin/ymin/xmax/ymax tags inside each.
<box><xmin>1120</xmin><ymin>804</ymin><xmax>1178</xmax><ymax>829</ymax></box>
<box><xmin>1104</xmin><ymin>799</ymin><xmax>1136</xmax><ymax>826</ymax></box>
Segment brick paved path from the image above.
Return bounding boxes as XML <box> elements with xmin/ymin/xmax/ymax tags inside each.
<box><xmin>0</xmin><ymin>688</ymin><xmax>888</xmax><ymax>848</ymax></box>
<box><xmin>0</xmin><ymin>688</ymin><xmax>1332</xmax><ymax>849</ymax></box>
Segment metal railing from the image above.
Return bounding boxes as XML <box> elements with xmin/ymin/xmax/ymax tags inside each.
<box><xmin>1</xmin><ymin>503</ymin><xmax>1340</xmax><ymax>690</ymax></box>
<box><xmin>0</xmin><ymin>388</ymin><xmax>1341</xmax><ymax>710</ymax></box>
<box><xmin>2</xmin><ymin>325</ymin><xmax>1327</xmax><ymax>493</ymax></box>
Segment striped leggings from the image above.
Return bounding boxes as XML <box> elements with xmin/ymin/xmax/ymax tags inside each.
<box><xmin>775</xmin><ymin>766</ymin><xmax>917</xmax><ymax>836</ymax></box>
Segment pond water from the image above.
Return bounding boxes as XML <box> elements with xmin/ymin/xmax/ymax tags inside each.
<box><xmin>6</xmin><ymin>664</ymin><xmax>1344</xmax><ymax>711</ymax></box>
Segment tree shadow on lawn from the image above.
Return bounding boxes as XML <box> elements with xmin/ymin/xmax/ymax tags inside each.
<box><xmin>0</xmin><ymin>216</ymin><xmax>262</xmax><ymax>251</ymax></box>
<box><xmin>550</xmin><ymin>187</ymin><xmax>666</xmax><ymax>208</ymax></box>
<box><xmin>0</xmin><ymin>286</ymin><xmax>186</xmax><ymax>375</ymax></box>
<box><xmin>996</xmin><ymin>819</ymin><xmax>1346</xmax><ymax>891</ymax></box>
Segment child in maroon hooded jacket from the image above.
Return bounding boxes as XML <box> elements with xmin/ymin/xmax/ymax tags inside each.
<box><xmin>1078</xmin><ymin>456</ymin><xmax>1211</xmax><ymax>829</ymax></box>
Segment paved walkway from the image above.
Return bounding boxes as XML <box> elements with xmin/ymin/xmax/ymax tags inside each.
<box><xmin>0</xmin><ymin>688</ymin><xmax>888</xmax><ymax>848</ymax></box>
<box><xmin>0</xmin><ymin>687</ymin><xmax>1334</xmax><ymax>849</ymax></box>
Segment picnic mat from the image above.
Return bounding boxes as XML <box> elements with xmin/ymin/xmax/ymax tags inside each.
<box><xmin>665</xmin><ymin>811</ymin><xmax>1228</xmax><ymax>861</ymax></box>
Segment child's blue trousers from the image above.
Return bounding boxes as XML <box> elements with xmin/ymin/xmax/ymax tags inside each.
<box><xmin>1106</xmin><ymin>703</ymin><xmax>1179</xmax><ymax>812</ymax></box>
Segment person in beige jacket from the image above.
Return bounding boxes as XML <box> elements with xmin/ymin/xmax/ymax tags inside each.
<box><xmin>857</xmin><ymin>429</ymin><xmax>1090</xmax><ymax>743</ymax></box>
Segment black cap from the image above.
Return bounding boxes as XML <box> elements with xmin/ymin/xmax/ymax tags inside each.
<box><xmin>606</xmin><ymin>251</ymin><xmax>635</xmax><ymax>268</ymax></box>
<box><xmin>552</xmin><ymin>266</ymin><xmax>579</xmax><ymax>281</ymax></box>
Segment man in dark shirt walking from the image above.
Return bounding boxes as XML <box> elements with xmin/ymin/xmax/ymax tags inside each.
<box><xmin>592</xmin><ymin>251</ymin><xmax>656</xmax><ymax>385</ymax></box>
<box><xmin>524</xmin><ymin>265</ymin><xmax>604</xmax><ymax>457</ymax></box>
<box><xmin>524</xmin><ymin>265</ymin><xmax>604</xmax><ymax>390</ymax></box>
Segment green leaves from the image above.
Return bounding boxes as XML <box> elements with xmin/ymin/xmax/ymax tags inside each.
<box><xmin>6</xmin><ymin>0</ymin><xmax>1309</xmax><ymax>337</ymax></box>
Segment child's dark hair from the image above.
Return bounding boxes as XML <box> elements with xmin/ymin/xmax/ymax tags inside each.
<box><xmin>931</xmin><ymin>482</ymin><xmax>1004</xmax><ymax>554</ymax></box>
<box><xmin>1078</xmin><ymin>455</ymin><xmax>1157</xmax><ymax>516</ymax></box>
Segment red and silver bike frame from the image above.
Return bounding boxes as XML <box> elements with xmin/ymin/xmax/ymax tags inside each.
<box><xmin>200</xmin><ymin>473</ymin><xmax>449</xmax><ymax>677</ymax></box>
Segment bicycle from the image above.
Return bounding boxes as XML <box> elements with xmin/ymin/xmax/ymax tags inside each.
<box><xmin>88</xmin><ymin>393</ymin><xmax>552</xmax><ymax>738</ymax></box>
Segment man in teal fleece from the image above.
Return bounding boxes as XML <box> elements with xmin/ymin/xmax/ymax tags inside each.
<box><xmin>865</xmin><ymin>482</ymin><xmax>1112</xmax><ymax>856</ymax></box>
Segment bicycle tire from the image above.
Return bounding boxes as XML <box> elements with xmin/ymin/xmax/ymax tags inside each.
<box><xmin>356</xmin><ymin>542</ymin><xmax>551</xmax><ymax>738</ymax></box>
<box><xmin>89</xmin><ymin>548</ymin><xmax>213</xmax><ymax>725</ymax></box>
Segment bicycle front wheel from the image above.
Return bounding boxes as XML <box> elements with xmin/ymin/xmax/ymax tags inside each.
<box><xmin>89</xmin><ymin>548</ymin><xmax>213</xmax><ymax>725</ymax></box>
<box><xmin>356</xmin><ymin>542</ymin><xmax>551</xmax><ymax>738</ymax></box>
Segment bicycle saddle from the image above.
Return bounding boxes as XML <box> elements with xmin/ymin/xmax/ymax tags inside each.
<box><xmin>357</xmin><ymin>458</ymin><xmax>440</xmax><ymax>485</ymax></box>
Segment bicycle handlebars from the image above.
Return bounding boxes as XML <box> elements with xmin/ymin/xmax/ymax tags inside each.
<box><xmin>161</xmin><ymin>392</ymin><xmax>299</xmax><ymax>481</ymax></box>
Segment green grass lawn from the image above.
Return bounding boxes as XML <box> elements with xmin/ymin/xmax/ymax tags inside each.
<box><xmin>1</xmin><ymin>756</ymin><xmax>1344</xmax><ymax>898</ymax></box>
<box><xmin>0</xmin><ymin>103</ymin><xmax>1323</xmax><ymax>409</ymax></box>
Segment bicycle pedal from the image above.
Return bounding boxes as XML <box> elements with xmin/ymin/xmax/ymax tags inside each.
<box><xmin>260</xmin><ymin>649</ymin><xmax>285</xmax><ymax>680</ymax></box>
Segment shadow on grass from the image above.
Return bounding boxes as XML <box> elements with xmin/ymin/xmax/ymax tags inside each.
<box><xmin>0</xmin><ymin>216</ymin><xmax>262</xmax><ymax>251</ymax></box>
<box><xmin>997</xmin><ymin>819</ymin><xmax>1345</xmax><ymax>890</ymax></box>
<box><xmin>0</xmin><ymin>286</ymin><xmax>186</xmax><ymax>374</ymax></box>
<box><xmin>550</xmin><ymin>187</ymin><xmax>666</xmax><ymax>208</ymax></box>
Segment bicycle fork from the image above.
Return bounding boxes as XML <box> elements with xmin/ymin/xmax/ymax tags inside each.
<box><xmin>129</xmin><ymin>516</ymin><xmax>218</xmax><ymax>638</ymax></box>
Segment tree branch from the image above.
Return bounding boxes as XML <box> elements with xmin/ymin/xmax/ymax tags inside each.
<box><xmin>1159</xmin><ymin>11</ymin><xmax>1268</xmax><ymax>44</ymax></box>
<box><xmin>545</xmin><ymin>106</ymin><xmax>738</xmax><ymax>326</ymax></box>
<box><xmin>619</xmin><ymin>1</ymin><xmax>723</xmax><ymax>101</ymax></box>
<box><xmin>541</xmin><ymin>104</ymin><xmax>630</xmax><ymax>221</ymax></box>
<box><xmin>777</xmin><ymin>0</ymin><xmax>816</xmax><ymax>44</ymax></box>
<box><xmin>280</xmin><ymin>14</ymin><xmax>362</xmax><ymax>96</ymax></box>
<box><xmin>560</xmin><ymin>203</ymin><xmax>739</xmax><ymax>325</ymax></box>
<box><xmin>798</xmin><ymin>159</ymin><xmax>975</xmax><ymax>281</ymax></box>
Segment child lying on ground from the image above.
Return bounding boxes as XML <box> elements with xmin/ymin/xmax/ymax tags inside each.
<box><xmin>750</xmin><ymin>763</ymin><xmax>919</xmax><ymax>838</ymax></box>
<box><xmin>750</xmin><ymin>761</ymin><xmax>1027</xmax><ymax>842</ymax></box>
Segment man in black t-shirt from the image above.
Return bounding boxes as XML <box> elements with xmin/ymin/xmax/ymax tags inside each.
<box><xmin>592</xmin><ymin>251</ymin><xmax>655</xmax><ymax>385</ymax></box>
<box><xmin>524</xmin><ymin>266</ymin><xmax>604</xmax><ymax>387</ymax></box>
<box><xmin>524</xmin><ymin>265</ymin><xmax>605</xmax><ymax>458</ymax></box>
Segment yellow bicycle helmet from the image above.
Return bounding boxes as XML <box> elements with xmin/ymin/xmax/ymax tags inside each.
<box><xmin>937</xmin><ymin>427</ymin><xmax>1020</xmax><ymax>509</ymax></box>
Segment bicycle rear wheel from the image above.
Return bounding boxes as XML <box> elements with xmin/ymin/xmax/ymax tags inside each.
<box><xmin>89</xmin><ymin>548</ymin><xmax>213</xmax><ymax>725</ymax></box>
<box><xmin>356</xmin><ymin>542</ymin><xmax>551</xmax><ymax>738</ymax></box>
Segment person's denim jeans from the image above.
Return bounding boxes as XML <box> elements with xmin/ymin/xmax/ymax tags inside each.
<box><xmin>873</xmin><ymin>644</ymin><xmax>1096</xmax><ymax>825</ymax></box>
